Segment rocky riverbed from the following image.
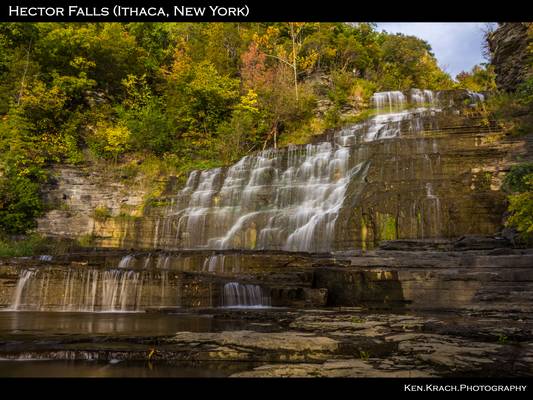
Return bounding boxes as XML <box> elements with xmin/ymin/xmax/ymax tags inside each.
<box><xmin>0</xmin><ymin>306</ymin><xmax>531</xmax><ymax>377</ymax></box>
<box><xmin>1</xmin><ymin>238</ymin><xmax>532</xmax><ymax>377</ymax></box>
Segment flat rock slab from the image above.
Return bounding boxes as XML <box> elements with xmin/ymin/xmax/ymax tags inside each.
<box><xmin>172</xmin><ymin>330</ymin><xmax>339</xmax><ymax>353</ymax></box>
<box><xmin>232</xmin><ymin>358</ymin><xmax>435</xmax><ymax>378</ymax></box>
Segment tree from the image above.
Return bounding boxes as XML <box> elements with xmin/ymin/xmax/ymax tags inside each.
<box><xmin>456</xmin><ymin>64</ymin><xmax>497</xmax><ymax>92</ymax></box>
<box><xmin>377</xmin><ymin>33</ymin><xmax>454</xmax><ymax>90</ymax></box>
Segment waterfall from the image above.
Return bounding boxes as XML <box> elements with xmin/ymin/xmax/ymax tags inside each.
<box><xmin>203</xmin><ymin>255</ymin><xmax>225</xmax><ymax>272</ymax></box>
<box><xmin>371</xmin><ymin>91</ymin><xmax>406</xmax><ymax>111</ymax></box>
<box><xmin>7</xmin><ymin>267</ymin><xmax>175</xmax><ymax>312</ymax></box>
<box><xmin>118</xmin><ymin>255</ymin><xmax>135</xmax><ymax>269</ymax></box>
<box><xmin>222</xmin><ymin>282</ymin><xmax>271</xmax><ymax>308</ymax></box>
<box><xmin>159</xmin><ymin>142</ymin><xmax>365</xmax><ymax>252</ymax></box>
<box><xmin>410</xmin><ymin>89</ymin><xmax>435</xmax><ymax>105</ymax></box>
<box><xmin>10</xmin><ymin>270</ymin><xmax>35</xmax><ymax>310</ymax></box>
<box><xmin>148</xmin><ymin>89</ymin><xmax>486</xmax><ymax>253</ymax></box>
<box><xmin>425</xmin><ymin>183</ymin><xmax>442</xmax><ymax>237</ymax></box>
<box><xmin>467</xmin><ymin>90</ymin><xmax>485</xmax><ymax>103</ymax></box>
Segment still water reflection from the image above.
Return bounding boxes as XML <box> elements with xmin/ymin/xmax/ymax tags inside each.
<box><xmin>0</xmin><ymin>360</ymin><xmax>257</xmax><ymax>377</ymax></box>
<box><xmin>0</xmin><ymin>311</ymin><xmax>247</xmax><ymax>336</ymax></box>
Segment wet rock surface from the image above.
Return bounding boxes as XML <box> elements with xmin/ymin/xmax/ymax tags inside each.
<box><xmin>0</xmin><ymin>241</ymin><xmax>532</xmax><ymax>377</ymax></box>
<box><xmin>0</xmin><ymin>307</ymin><xmax>531</xmax><ymax>377</ymax></box>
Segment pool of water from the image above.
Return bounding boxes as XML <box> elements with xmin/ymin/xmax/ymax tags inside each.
<box><xmin>0</xmin><ymin>359</ymin><xmax>257</xmax><ymax>377</ymax></box>
<box><xmin>0</xmin><ymin>310</ymin><xmax>279</xmax><ymax>377</ymax></box>
<box><xmin>0</xmin><ymin>311</ymin><xmax>260</xmax><ymax>337</ymax></box>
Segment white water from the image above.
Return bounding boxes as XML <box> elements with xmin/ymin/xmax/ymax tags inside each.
<box><xmin>8</xmin><ymin>268</ymin><xmax>173</xmax><ymax>312</ymax></box>
<box><xmin>6</xmin><ymin>89</ymin><xmax>488</xmax><ymax>314</ymax></box>
<box><xmin>155</xmin><ymin>89</ymin><xmax>485</xmax><ymax>252</ymax></box>
<box><xmin>161</xmin><ymin>143</ymin><xmax>366</xmax><ymax>252</ymax></box>
<box><xmin>10</xmin><ymin>270</ymin><xmax>35</xmax><ymax>310</ymax></box>
<box><xmin>221</xmin><ymin>282</ymin><xmax>271</xmax><ymax>308</ymax></box>
<box><xmin>371</xmin><ymin>91</ymin><xmax>406</xmax><ymax>112</ymax></box>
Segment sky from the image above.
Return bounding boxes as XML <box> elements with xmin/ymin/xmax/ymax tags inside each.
<box><xmin>375</xmin><ymin>23</ymin><xmax>494</xmax><ymax>79</ymax></box>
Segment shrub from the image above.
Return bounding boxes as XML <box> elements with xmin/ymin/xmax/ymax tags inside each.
<box><xmin>0</xmin><ymin>234</ymin><xmax>49</xmax><ymax>257</ymax></box>
<box><xmin>93</xmin><ymin>206</ymin><xmax>112</xmax><ymax>222</ymax></box>
<box><xmin>0</xmin><ymin>175</ymin><xmax>43</xmax><ymax>234</ymax></box>
<box><xmin>503</xmin><ymin>164</ymin><xmax>533</xmax><ymax>242</ymax></box>
<box><xmin>503</xmin><ymin>163</ymin><xmax>533</xmax><ymax>193</ymax></box>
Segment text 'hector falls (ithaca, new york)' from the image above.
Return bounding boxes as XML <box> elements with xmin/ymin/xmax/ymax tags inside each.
<box><xmin>7</xmin><ymin>5</ymin><xmax>251</xmax><ymax>18</ymax></box>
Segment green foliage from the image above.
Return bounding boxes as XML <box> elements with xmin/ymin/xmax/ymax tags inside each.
<box><xmin>503</xmin><ymin>163</ymin><xmax>533</xmax><ymax>193</ymax></box>
<box><xmin>166</xmin><ymin>59</ymin><xmax>240</xmax><ymax>135</ymax></box>
<box><xmin>93</xmin><ymin>206</ymin><xmax>112</xmax><ymax>222</ymax></box>
<box><xmin>507</xmin><ymin>191</ymin><xmax>533</xmax><ymax>240</ymax></box>
<box><xmin>497</xmin><ymin>334</ymin><xmax>509</xmax><ymax>344</ymax></box>
<box><xmin>0</xmin><ymin>22</ymin><xmax>460</xmax><ymax>235</ymax></box>
<box><xmin>328</xmin><ymin>70</ymin><xmax>356</xmax><ymax>107</ymax></box>
<box><xmin>0</xmin><ymin>234</ymin><xmax>49</xmax><ymax>257</ymax></box>
<box><xmin>376</xmin><ymin>33</ymin><xmax>454</xmax><ymax>91</ymax></box>
<box><xmin>77</xmin><ymin>233</ymin><xmax>96</xmax><ymax>247</ymax></box>
<box><xmin>0</xmin><ymin>175</ymin><xmax>43</xmax><ymax>234</ymax></box>
<box><xmin>516</xmin><ymin>76</ymin><xmax>533</xmax><ymax>107</ymax></box>
<box><xmin>484</xmin><ymin>84</ymin><xmax>533</xmax><ymax>137</ymax></box>
<box><xmin>119</xmin><ymin>98</ymin><xmax>174</xmax><ymax>155</ymax></box>
<box><xmin>88</xmin><ymin>123</ymin><xmax>131</xmax><ymax>161</ymax></box>
<box><xmin>503</xmin><ymin>164</ymin><xmax>533</xmax><ymax>241</ymax></box>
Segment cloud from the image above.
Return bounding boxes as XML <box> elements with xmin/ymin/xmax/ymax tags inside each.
<box><xmin>375</xmin><ymin>23</ymin><xmax>493</xmax><ymax>78</ymax></box>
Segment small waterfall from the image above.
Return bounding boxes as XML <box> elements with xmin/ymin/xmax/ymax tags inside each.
<box><xmin>7</xmin><ymin>267</ymin><xmax>176</xmax><ymax>312</ymax></box>
<box><xmin>117</xmin><ymin>255</ymin><xmax>135</xmax><ymax>269</ymax></box>
<box><xmin>371</xmin><ymin>91</ymin><xmax>406</xmax><ymax>112</ymax></box>
<box><xmin>222</xmin><ymin>282</ymin><xmax>271</xmax><ymax>308</ymax></box>
<box><xmin>203</xmin><ymin>255</ymin><xmax>225</xmax><ymax>272</ymax></box>
<box><xmin>10</xmin><ymin>270</ymin><xmax>35</xmax><ymax>310</ymax></box>
<box><xmin>425</xmin><ymin>183</ymin><xmax>442</xmax><ymax>236</ymax></box>
<box><xmin>410</xmin><ymin>89</ymin><xmax>435</xmax><ymax>105</ymax></box>
<box><xmin>467</xmin><ymin>90</ymin><xmax>485</xmax><ymax>103</ymax></box>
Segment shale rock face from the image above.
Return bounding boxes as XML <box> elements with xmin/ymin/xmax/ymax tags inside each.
<box><xmin>35</xmin><ymin>89</ymin><xmax>517</xmax><ymax>253</ymax></box>
<box><xmin>36</xmin><ymin>166</ymin><xmax>151</xmax><ymax>247</ymax></box>
<box><xmin>488</xmin><ymin>23</ymin><xmax>532</xmax><ymax>92</ymax></box>
<box><xmin>110</xmin><ymin>90</ymin><xmax>512</xmax><ymax>252</ymax></box>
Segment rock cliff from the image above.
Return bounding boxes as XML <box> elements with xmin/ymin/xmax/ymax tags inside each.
<box><xmin>488</xmin><ymin>23</ymin><xmax>532</xmax><ymax>92</ymax></box>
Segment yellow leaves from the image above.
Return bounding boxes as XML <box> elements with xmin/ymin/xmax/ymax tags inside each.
<box><xmin>507</xmin><ymin>190</ymin><xmax>533</xmax><ymax>236</ymax></box>
<box><xmin>121</xmin><ymin>74</ymin><xmax>152</xmax><ymax>109</ymax></box>
<box><xmin>298</xmin><ymin>49</ymin><xmax>318</xmax><ymax>74</ymax></box>
<box><xmin>236</xmin><ymin>89</ymin><xmax>259</xmax><ymax>114</ymax></box>
<box><xmin>324</xmin><ymin>46</ymin><xmax>337</xmax><ymax>59</ymax></box>
<box><xmin>168</xmin><ymin>38</ymin><xmax>193</xmax><ymax>79</ymax></box>
<box><xmin>255</xmin><ymin>26</ymin><xmax>281</xmax><ymax>51</ymax></box>
<box><xmin>69</xmin><ymin>56</ymin><xmax>95</xmax><ymax>72</ymax></box>
<box><xmin>19</xmin><ymin>80</ymin><xmax>67</xmax><ymax>113</ymax></box>
<box><xmin>92</xmin><ymin>123</ymin><xmax>131</xmax><ymax>161</ymax></box>
<box><xmin>102</xmin><ymin>125</ymin><xmax>130</xmax><ymax>154</ymax></box>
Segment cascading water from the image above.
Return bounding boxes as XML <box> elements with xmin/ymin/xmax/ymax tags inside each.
<box><xmin>5</xmin><ymin>89</ymin><xmax>488</xmax><ymax>314</ymax></box>
<box><xmin>10</xmin><ymin>270</ymin><xmax>35</xmax><ymax>310</ymax></box>
<box><xmin>371</xmin><ymin>91</ymin><xmax>406</xmax><ymax>112</ymax></box>
<box><xmin>156</xmin><ymin>88</ymin><xmax>482</xmax><ymax>252</ymax></box>
<box><xmin>222</xmin><ymin>282</ymin><xmax>271</xmax><ymax>308</ymax></box>
<box><xmin>160</xmin><ymin>143</ymin><xmax>364</xmax><ymax>252</ymax></box>
<box><xmin>8</xmin><ymin>256</ymin><xmax>176</xmax><ymax>312</ymax></box>
<box><xmin>409</xmin><ymin>89</ymin><xmax>435</xmax><ymax>105</ymax></box>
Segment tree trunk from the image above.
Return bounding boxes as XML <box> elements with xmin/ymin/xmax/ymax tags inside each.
<box><xmin>17</xmin><ymin>38</ymin><xmax>33</xmax><ymax>106</ymax></box>
<box><xmin>290</xmin><ymin>23</ymin><xmax>299</xmax><ymax>102</ymax></box>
